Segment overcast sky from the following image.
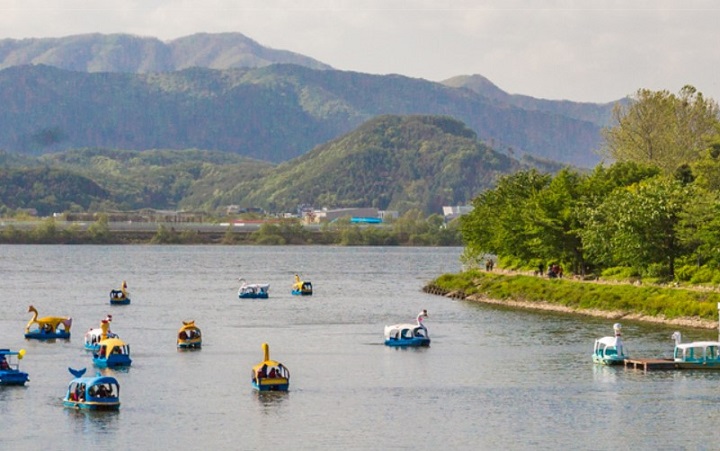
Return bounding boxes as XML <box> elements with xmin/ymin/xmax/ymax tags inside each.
<box><xmin>1</xmin><ymin>0</ymin><xmax>718</xmax><ymax>103</ymax></box>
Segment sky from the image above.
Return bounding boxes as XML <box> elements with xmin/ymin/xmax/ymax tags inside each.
<box><xmin>0</xmin><ymin>0</ymin><xmax>718</xmax><ymax>104</ymax></box>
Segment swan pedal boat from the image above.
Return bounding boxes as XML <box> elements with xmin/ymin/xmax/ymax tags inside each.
<box><xmin>671</xmin><ymin>332</ymin><xmax>720</xmax><ymax>369</ymax></box>
<box><xmin>63</xmin><ymin>368</ymin><xmax>120</xmax><ymax>411</ymax></box>
<box><xmin>0</xmin><ymin>349</ymin><xmax>29</xmax><ymax>386</ymax></box>
<box><xmin>238</xmin><ymin>280</ymin><xmax>270</xmax><ymax>299</ymax></box>
<box><xmin>177</xmin><ymin>320</ymin><xmax>202</xmax><ymax>349</ymax></box>
<box><xmin>109</xmin><ymin>280</ymin><xmax>130</xmax><ymax>305</ymax></box>
<box><xmin>252</xmin><ymin>343</ymin><xmax>290</xmax><ymax>392</ymax></box>
<box><xmin>291</xmin><ymin>274</ymin><xmax>312</xmax><ymax>296</ymax></box>
<box><xmin>92</xmin><ymin>337</ymin><xmax>132</xmax><ymax>368</ymax></box>
<box><xmin>384</xmin><ymin>310</ymin><xmax>430</xmax><ymax>347</ymax></box>
<box><xmin>24</xmin><ymin>305</ymin><xmax>72</xmax><ymax>340</ymax></box>
<box><xmin>592</xmin><ymin>323</ymin><xmax>628</xmax><ymax>365</ymax></box>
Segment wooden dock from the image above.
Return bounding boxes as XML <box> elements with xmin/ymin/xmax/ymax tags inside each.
<box><xmin>624</xmin><ymin>358</ymin><xmax>678</xmax><ymax>371</ymax></box>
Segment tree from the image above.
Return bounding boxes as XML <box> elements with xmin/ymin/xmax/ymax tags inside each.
<box><xmin>87</xmin><ymin>214</ymin><xmax>111</xmax><ymax>243</ymax></box>
<box><xmin>580</xmin><ymin>177</ymin><xmax>691</xmax><ymax>277</ymax></box>
<box><xmin>460</xmin><ymin>170</ymin><xmax>551</xmax><ymax>265</ymax></box>
<box><xmin>601</xmin><ymin>86</ymin><xmax>719</xmax><ymax>174</ymax></box>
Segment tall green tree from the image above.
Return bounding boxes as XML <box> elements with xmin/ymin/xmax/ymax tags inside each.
<box><xmin>580</xmin><ymin>177</ymin><xmax>691</xmax><ymax>277</ymax></box>
<box><xmin>601</xmin><ymin>86</ymin><xmax>719</xmax><ymax>174</ymax></box>
<box><xmin>460</xmin><ymin>170</ymin><xmax>551</xmax><ymax>265</ymax></box>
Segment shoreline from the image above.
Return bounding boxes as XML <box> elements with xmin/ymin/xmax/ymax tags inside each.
<box><xmin>423</xmin><ymin>284</ymin><xmax>718</xmax><ymax>330</ymax></box>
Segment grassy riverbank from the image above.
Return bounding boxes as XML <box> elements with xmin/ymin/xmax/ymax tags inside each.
<box><xmin>425</xmin><ymin>270</ymin><xmax>720</xmax><ymax>329</ymax></box>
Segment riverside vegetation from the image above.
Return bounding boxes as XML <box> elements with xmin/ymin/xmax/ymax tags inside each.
<box><xmin>433</xmin><ymin>86</ymin><xmax>720</xmax><ymax>327</ymax></box>
<box><xmin>0</xmin><ymin>212</ymin><xmax>461</xmax><ymax>246</ymax></box>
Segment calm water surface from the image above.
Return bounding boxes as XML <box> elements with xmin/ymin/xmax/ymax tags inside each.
<box><xmin>1</xmin><ymin>245</ymin><xmax>720</xmax><ymax>450</ymax></box>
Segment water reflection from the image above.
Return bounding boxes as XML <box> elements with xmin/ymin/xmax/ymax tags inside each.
<box><xmin>253</xmin><ymin>390</ymin><xmax>290</xmax><ymax>418</ymax></box>
<box><xmin>64</xmin><ymin>407</ymin><xmax>120</xmax><ymax>435</ymax></box>
<box><xmin>592</xmin><ymin>363</ymin><xmax>622</xmax><ymax>383</ymax></box>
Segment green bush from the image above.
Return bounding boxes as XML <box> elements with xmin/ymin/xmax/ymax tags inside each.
<box><xmin>600</xmin><ymin>266</ymin><xmax>640</xmax><ymax>280</ymax></box>
<box><xmin>690</xmin><ymin>267</ymin><xmax>715</xmax><ymax>284</ymax></box>
<box><xmin>644</xmin><ymin>263</ymin><xmax>671</xmax><ymax>279</ymax></box>
<box><xmin>674</xmin><ymin>265</ymin><xmax>698</xmax><ymax>282</ymax></box>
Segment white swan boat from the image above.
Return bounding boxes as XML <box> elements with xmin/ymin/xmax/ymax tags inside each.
<box><xmin>384</xmin><ymin>310</ymin><xmax>430</xmax><ymax>347</ymax></box>
<box><xmin>592</xmin><ymin>323</ymin><xmax>628</xmax><ymax>365</ymax></box>
<box><xmin>671</xmin><ymin>331</ymin><xmax>720</xmax><ymax>369</ymax></box>
<box><xmin>238</xmin><ymin>279</ymin><xmax>270</xmax><ymax>299</ymax></box>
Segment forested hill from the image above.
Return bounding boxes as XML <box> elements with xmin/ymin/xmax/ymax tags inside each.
<box><xmin>188</xmin><ymin>115</ymin><xmax>563</xmax><ymax>214</ymax></box>
<box><xmin>0</xmin><ymin>116</ymin><xmax>562</xmax><ymax>215</ymax></box>
<box><xmin>0</xmin><ymin>63</ymin><xmax>606</xmax><ymax>167</ymax></box>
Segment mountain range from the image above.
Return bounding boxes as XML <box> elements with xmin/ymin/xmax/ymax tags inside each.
<box><xmin>0</xmin><ymin>115</ymin><xmax>564</xmax><ymax>216</ymax></box>
<box><xmin>0</xmin><ymin>32</ymin><xmax>621</xmax><ymax>168</ymax></box>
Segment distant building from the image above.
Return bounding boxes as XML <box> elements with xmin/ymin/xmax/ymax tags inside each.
<box><xmin>66</xmin><ymin>209</ymin><xmax>205</xmax><ymax>223</ymax></box>
<box><xmin>379</xmin><ymin>210</ymin><xmax>399</xmax><ymax>221</ymax></box>
<box><xmin>442</xmin><ymin>205</ymin><xmax>474</xmax><ymax>222</ymax></box>
<box><xmin>225</xmin><ymin>205</ymin><xmax>265</xmax><ymax>216</ymax></box>
<box><xmin>311</xmin><ymin>207</ymin><xmax>380</xmax><ymax>223</ymax></box>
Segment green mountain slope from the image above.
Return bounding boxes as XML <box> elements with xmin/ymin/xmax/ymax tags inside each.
<box><xmin>0</xmin><ymin>167</ymin><xmax>110</xmax><ymax>215</ymax></box>
<box><xmin>0</xmin><ymin>64</ymin><xmax>604</xmax><ymax>167</ymax></box>
<box><xmin>0</xmin><ymin>116</ymin><xmax>562</xmax><ymax>215</ymax></box>
<box><xmin>39</xmin><ymin>148</ymin><xmax>272</xmax><ymax>211</ymax></box>
<box><xmin>197</xmin><ymin>115</ymin><xmax>538</xmax><ymax>214</ymax></box>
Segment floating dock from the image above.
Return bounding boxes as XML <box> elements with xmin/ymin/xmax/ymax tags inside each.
<box><xmin>624</xmin><ymin>358</ymin><xmax>678</xmax><ymax>371</ymax></box>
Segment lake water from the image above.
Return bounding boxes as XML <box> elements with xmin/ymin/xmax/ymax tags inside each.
<box><xmin>1</xmin><ymin>245</ymin><xmax>720</xmax><ymax>450</ymax></box>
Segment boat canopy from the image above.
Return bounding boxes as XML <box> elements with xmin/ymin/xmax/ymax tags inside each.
<box><xmin>178</xmin><ymin>321</ymin><xmax>201</xmax><ymax>339</ymax></box>
<box><xmin>594</xmin><ymin>336</ymin><xmax>620</xmax><ymax>348</ymax></box>
<box><xmin>384</xmin><ymin>324</ymin><xmax>427</xmax><ymax>340</ymax></box>
<box><xmin>674</xmin><ymin>341</ymin><xmax>720</xmax><ymax>361</ymax></box>
<box><xmin>66</xmin><ymin>371</ymin><xmax>120</xmax><ymax>403</ymax></box>
<box><xmin>96</xmin><ymin>338</ymin><xmax>130</xmax><ymax>358</ymax></box>
<box><xmin>675</xmin><ymin>341</ymin><xmax>720</xmax><ymax>350</ymax></box>
<box><xmin>252</xmin><ymin>343</ymin><xmax>290</xmax><ymax>380</ymax></box>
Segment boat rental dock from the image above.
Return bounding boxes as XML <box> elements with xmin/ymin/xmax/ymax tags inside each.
<box><xmin>623</xmin><ymin>358</ymin><xmax>678</xmax><ymax>371</ymax></box>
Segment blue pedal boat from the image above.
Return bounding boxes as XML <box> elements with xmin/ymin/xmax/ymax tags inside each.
<box><xmin>291</xmin><ymin>274</ymin><xmax>312</xmax><ymax>296</ymax></box>
<box><xmin>92</xmin><ymin>337</ymin><xmax>132</xmax><ymax>368</ymax></box>
<box><xmin>251</xmin><ymin>343</ymin><xmax>290</xmax><ymax>392</ymax></box>
<box><xmin>63</xmin><ymin>368</ymin><xmax>120</xmax><ymax>411</ymax></box>
<box><xmin>384</xmin><ymin>310</ymin><xmax>430</xmax><ymax>347</ymax></box>
<box><xmin>24</xmin><ymin>305</ymin><xmax>72</xmax><ymax>340</ymax></box>
<box><xmin>109</xmin><ymin>280</ymin><xmax>130</xmax><ymax>305</ymax></box>
<box><xmin>0</xmin><ymin>349</ymin><xmax>29</xmax><ymax>386</ymax></box>
<box><xmin>238</xmin><ymin>279</ymin><xmax>270</xmax><ymax>299</ymax></box>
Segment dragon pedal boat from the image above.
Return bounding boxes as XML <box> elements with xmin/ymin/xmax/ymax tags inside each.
<box><xmin>24</xmin><ymin>305</ymin><xmax>72</xmax><ymax>340</ymax></box>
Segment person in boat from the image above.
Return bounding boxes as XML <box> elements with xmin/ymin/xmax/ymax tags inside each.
<box><xmin>257</xmin><ymin>364</ymin><xmax>267</xmax><ymax>380</ymax></box>
<box><xmin>268</xmin><ymin>367</ymin><xmax>277</xmax><ymax>378</ymax></box>
<box><xmin>0</xmin><ymin>356</ymin><xmax>8</xmax><ymax>370</ymax></box>
<box><xmin>96</xmin><ymin>384</ymin><xmax>109</xmax><ymax>398</ymax></box>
